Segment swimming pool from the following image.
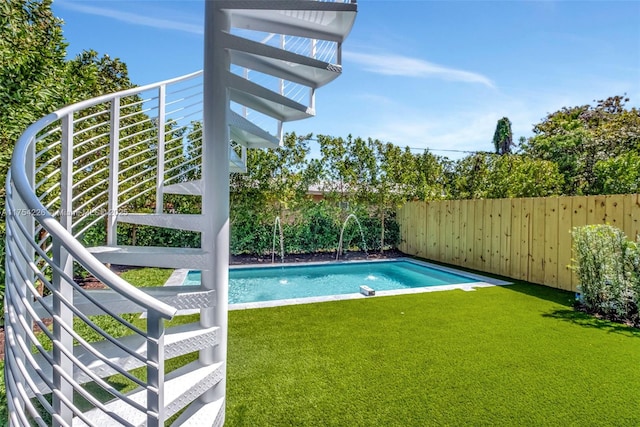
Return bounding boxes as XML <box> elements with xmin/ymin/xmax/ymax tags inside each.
<box><xmin>178</xmin><ymin>259</ymin><xmax>508</xmax><ymax>306</ymax></box>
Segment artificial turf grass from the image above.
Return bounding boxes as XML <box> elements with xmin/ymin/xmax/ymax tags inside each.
<box><xmin>225</xmin><ymin>283</ymin><xmax>640</xmax><ymax>426</ymax></box>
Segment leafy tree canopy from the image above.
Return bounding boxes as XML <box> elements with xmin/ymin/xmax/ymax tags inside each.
<box><xmin>0</xmin><ymin>0</ymin><xmax>134</xmax><ymax>304</ymax></box>
<box><xmin>521</xmin><ymin>95</ymin><xmax>640</xmax><ymax>195</ymax></box>
<box><xmin>492</xmin><ymin>117</ymin><xmax>513</xmax><ymax>155</ymax></box>
<box><xmin>0</xmin><ymin>0</ymin><xmax>134</xmax><ymax>201</ymax></box>
<box><xmin>450</xmin><ymin>153</ymin><xmax>563</xmax><ymax>199</ymax></box>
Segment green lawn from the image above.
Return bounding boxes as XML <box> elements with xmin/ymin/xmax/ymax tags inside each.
<box><xmin>224</xmin><ymin>283</ymin><xmax>640</xmax><ymax>426</ymax></box>
<box><xmin>3</xmin><ymin>274</ymin><xmax>640</xmax><ymax>426</ymax></box>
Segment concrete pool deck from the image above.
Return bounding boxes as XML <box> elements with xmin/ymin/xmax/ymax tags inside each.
<box><xmin>163</xmin><ymin>257</ymin><xmax>512</xmax><ymax>313</ymax></box>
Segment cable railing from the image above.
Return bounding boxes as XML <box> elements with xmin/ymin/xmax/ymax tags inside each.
<box><xmin>229</xmin><ymin>27</ymin><xmax>341</xmax><ymax>141</ymax></box>
<box><xmin>5</xmin><ymin>71</ymin><xmax>206</xmax><ymax>426</ymax></box>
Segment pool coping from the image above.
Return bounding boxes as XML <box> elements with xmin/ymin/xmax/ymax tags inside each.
<box><xmin>164</xmin><ymin>257</ymin><xmax>512</xmax><ymax>312</ymax></box>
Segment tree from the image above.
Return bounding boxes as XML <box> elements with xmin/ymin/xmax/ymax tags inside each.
<box><xmin>449</xmin><ymin>153</ymin><xmax>563</xmax><ymax>199</ymax></box>
<box><xmin>0</xmin><ymin>0</ymin><xmax>67</xmax><ymax>197</ymax></box>
<box><xmin>521</xmin><ymin>96</ymin><xmax>640</xmax><ymax>195</ymax></box>
<box><xmin>592</xmin><ymin>152</ymin><xmax>640</xmax><ymax>195</ymax></box>
<box><xmin>0</xmin><ymin>0</ymin><xmax>142</xmax><ymax>308</ymax></box>
<box><xmin>492</xmin><ymin>117</ymin><xmax>514</xmax><ymax>155</ymax></box>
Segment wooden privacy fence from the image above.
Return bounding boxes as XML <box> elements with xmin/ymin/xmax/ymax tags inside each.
<box><xmin>397</xmin><ymin>194</ymin><xmax>640</xmax><ymax>292</ymax></box>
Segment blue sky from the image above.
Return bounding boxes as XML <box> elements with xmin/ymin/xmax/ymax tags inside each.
<box><xmin>53</xmin><ymin>0</ymin><xmax>640</xmax><ymax>159</ymax></box>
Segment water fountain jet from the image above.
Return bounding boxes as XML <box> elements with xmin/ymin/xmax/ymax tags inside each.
<box><xmin>336</xmin><ymin>213</ymin><xmax>368</xmax><ymax>261</ymax></box>
<box><xmin>272</xmin><ymin>216</ymin><xmax>285</xmax><ymax>263</ymax></box>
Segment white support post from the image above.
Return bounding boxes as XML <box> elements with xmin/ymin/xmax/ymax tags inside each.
<box><xmin>243</xmin><ymin>68</ymin><xmax>249</xmax><ymax>119</ymax></box>
<box><xmin>241</xmin><ymin>145</ymin><xmax>247</xmax><ymax>169</ymax></box>
<box><xmin>310</xmin><ymin>88</ymin><xmax>316</xmax><ymax>113</ymax></box>
<box><xmin>146</xmin><ymin>313</ymin><xmax>165</xmax><ymax>427</ymax></box>
<box><xmin>277</xmin><ymin>120</ymin><xmax>283</xmax><ymax>145</ymax></box>
<box><xmin>107</xmin><ymin>98</ymin><xmax>120</xmax><ymax>246</ymax></box>
<box><xmin>202</xmin><ymin>0</ymin><xmax>230</xmax><ymax>405</ymax></box>
<box><xmin>310</xmin><ymin>39</ymin><xmax>317</xmax><ymax>109</ymax></box>
<box><xmin>52</xmin><ymin>114</ymin><xmax>75</xmax><ymax>426</ymax></box>
<box><xmin>156</xmin><ymin>85</ymin><xmax>166</xmax><ymax>214</ymax></box>
<box><xmin>279</xmin><ymin>35</ymin><xmax>286</xmax><ymax>97</ymax></box>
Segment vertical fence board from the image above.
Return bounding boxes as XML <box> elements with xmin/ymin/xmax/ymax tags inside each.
<box><xmin>585</xmin><ymin>196</ymin><xmax>596</xmax><ymax>225</ymax></box>
<box><xmin>591</xmin><ymin>195</ymin><xmax>607</xmax><ymax>224</ymax></box>
<box><xmin>490</xmin><ymin>200</ymin><xmax>502</xmax><ymax>275</ymax></box>
<box><xmin>605</xmin><ymin>195</ymin><xmax>624</xmax><ymax>230</ymax></box>
<box><xmin>544</xmin><ymin>198</ymin><xmax>559</xmax><ymax>288</ymax></box>
<box><xmin>521</xmin><ymin>198</ymin><xmax>533</xmax><ymax>282</ymax></box>
<box><xmin>451</xmin><ymin>200</ymin><xmax>460</xmax><ymax>265</ymax></box>
<box><xmin>510</xmin><ymin>198</ymin><xmax>522</xmax><ymax>281</ymax></box>
<box><xmin>398</xmin><ymin>205</ymin><xmax>406</xmax><ymax>253</ymax></box>
<box><xmin>499</xmin><ymin>199</ymin><xmax>511</xmax><ymax>277</ymax></box>
<box><xmin>557</xmin><ymin>197</ymin><xmax>573</xmax><ymax>290</ymax></box>
<box><xmin>529</xmin><ymin>198</ymin><xmax>546</xmax><ymax>285</ymax></box>
<box><xmin>625</xmin><ymin>194</ymin><xmax>640</xmax><ymax>240</ymax></box>
<box><xmin>467</xmin><ymin>200</ymin><xmax>477</xmax><ymax>269</ymax></box>
<box><xmin>400</xmin><ymin>203</ymin><xmax>408</xmax><ymax>253</ymax></box>
<box><xmin>411</xmin><ymin>202</ymin><xmax>420</xmax><ymax>254</ymax></box>
<box><xmin>415</xmin><ymin>202</ymin><xmax>426</xmax><ymax>258</ymax></box>
<box><xmin>481</xmin><ymin>200</ymin><xmax>491</xmax><ymax>272</ymax></box>
<box><xmin>460</xmin><ymin>200</ymin><xmax>469</xmax><ymax>265</ymax></box>
<box><xmin>570</xmin><ymin>196</ymin><xmax>588</xmax><ymax>290</ymax></box>
<box><xmin>425</xmin><ymin>202</ymin><xmax>437</xmax><ymax>260</ymax></box>
<box><xmin>402</xmin><ymin>203</ymin><xmax>411</xmax><ymax>255</ymax></box>
<box><xmin>443</xmin><ymin>200</ymin><xmax>452</xmax><ymax>262</ymax></box>
<box><xmin>473</xmin><ymin>200</ymin><xmax>485</xmax><ymax>270</ymax></box>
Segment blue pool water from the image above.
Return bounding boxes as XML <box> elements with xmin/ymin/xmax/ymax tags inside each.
<box><xmin>183</xmin><ymin>260</ymin><xmax>481</xmax><ymax>304</ymax></box>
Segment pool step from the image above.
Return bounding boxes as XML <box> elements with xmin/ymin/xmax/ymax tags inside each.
<box><xmin>87</xmin><ymin>245</ymin><xmax>209</xmax><ymax>269</ymax></box>
<box><xmin>27</xmin><ymin>322</ymin><xmax>219</xmax><ymax>396</ymax></box>
<box><xmin>33</xmin><ymin>286</ymin><xmax>215</xmax><ymax>318</ymax></box>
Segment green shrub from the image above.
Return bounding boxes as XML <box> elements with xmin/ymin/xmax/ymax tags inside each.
<box><xmin>0</xmin><ymin>360</ymin><xmax>5</xmax><ymax>425</ymax></box>
<box><xmin>229</xmin><ymin>201</ymin><xmax>401</xmax><ymax>256</ymax></box>
<box><xmin>572</xmin><ymin>224</ymin><xmax>634</xmax><ymax>319</ymax></box>
<box><xmin>625</xmin><ymin>239</ymin><xmax>640</xmax><ymax>313</ymax></box>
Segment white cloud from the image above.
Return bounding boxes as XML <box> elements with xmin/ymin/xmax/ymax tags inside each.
<box><xmin>346</xmin><ymin>93</ymin><xmax>577</xmax><ymax>159</ymax></box>
<box><xmin>58</xmin><ymin>2</ymin><xmax>203</xmax><ymax>35</ymax></box>
<box><xmin>362</xmin><ymin>112</ymin><xmax>499</xmax><ymax>158</ymax></box>
<box><xmin>344</xmin><ymin>51</ymin><xmax>495</xmax><ymax>89</ymax></box>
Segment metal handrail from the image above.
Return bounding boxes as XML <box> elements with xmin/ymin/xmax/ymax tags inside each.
<box><xmin>9</xmin><ymin>71</ymin><xmax>205</xmax><ymax>319</ymax></box>
<box><xmin>5</xmin><ymin>70</ymin><xmax>210</xmax><ymax>426</ymax></box>
<box><xmin>11</xmin><ymin>117</ymin><xmax>178</xmax><ymax>320</ymax></box>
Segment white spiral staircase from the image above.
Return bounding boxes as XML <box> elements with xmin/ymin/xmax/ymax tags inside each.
<box><xmin>4</xmin><ymin>1</ymin><xmax>356</xmax><ymax>425</ymax></box>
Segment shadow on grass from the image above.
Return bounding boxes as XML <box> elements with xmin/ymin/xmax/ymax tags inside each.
<box><xmin>499</xmin><ymin>282</ymin><xmax>575</xmax><ymax>306</ymax></box>
<box><xmin>542</xmin><ymin>308</ymin><xmax>640</xmax><ymax>337</ymax></box>
<box><xmin>403</xmin><ymin>253</ymin><xmax>577</xmax><ymax>306</ymax></box>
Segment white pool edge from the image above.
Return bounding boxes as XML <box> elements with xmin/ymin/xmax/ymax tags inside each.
<box><xmin>163</xmin><ymin>257</ymin><xmax>512</xmax><ymax>313</ymax></box>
